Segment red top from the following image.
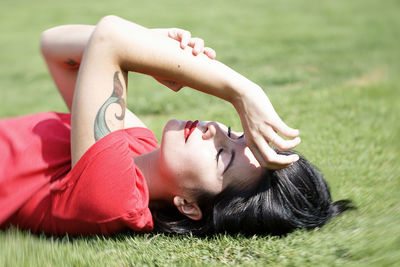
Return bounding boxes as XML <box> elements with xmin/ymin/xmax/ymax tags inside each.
<box><xmin>0</xmin><ymin>112</ymin><xmax>158</xmax><ymax>236</ymax></box>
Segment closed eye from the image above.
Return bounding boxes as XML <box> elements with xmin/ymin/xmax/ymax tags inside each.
<box><xmin>216</xmin><ymin>148</ymin><xmax>234</xmax><ymax>174</ymax></box>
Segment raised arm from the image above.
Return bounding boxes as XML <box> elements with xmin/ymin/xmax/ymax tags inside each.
<box><xmin>40</xmin><ymin>25</ymin><xmax>216</xmax><ymax>109</ymax></box>
<box><xmin>71</xmin><ymin>15</ymin><xmax>300</xmax><ymax>168</ymax></box>
<box><xmin>40</xmin><ymin>24</ymin><xmax>216</xmax><ymax>129</ymax></box>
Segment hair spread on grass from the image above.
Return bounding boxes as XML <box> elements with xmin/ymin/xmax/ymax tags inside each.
<box><xmin>150</xmin><ymin>151</ymin><xmax>355</xmax><ymax>236</ymax></box>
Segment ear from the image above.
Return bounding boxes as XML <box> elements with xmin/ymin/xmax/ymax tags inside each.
<box><xmin>173</xmin><ymin>196</ymin><xmax>203</xmax><ymax>221</ymax></box>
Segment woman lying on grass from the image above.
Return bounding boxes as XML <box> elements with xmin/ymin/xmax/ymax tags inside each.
<box><xmin>0</xmin><ymin>15</ymin><xmax>353</xmax><ymax>236</ymax></box>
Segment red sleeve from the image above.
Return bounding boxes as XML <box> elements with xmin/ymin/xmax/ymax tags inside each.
<box><xmin>50</xmin><ymin>128</ymin><xmax>157</xmax><ymax>233</ymax></box>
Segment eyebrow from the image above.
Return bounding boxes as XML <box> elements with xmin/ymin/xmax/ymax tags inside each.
<box><xmin>223</xmin><ymin>150</ymin><xmax>235</xmax><ymax>174</ymax></box>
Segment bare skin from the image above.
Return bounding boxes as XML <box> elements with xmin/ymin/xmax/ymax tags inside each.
<box><xmin>42</xmin><ymin>16</ymin><xmax>299</xmax><ymax>168</ymax></box>
<box><xmin>41</xmin><ymin>15</ymin><xmax>301</xmax><ymax>219</ymax></box>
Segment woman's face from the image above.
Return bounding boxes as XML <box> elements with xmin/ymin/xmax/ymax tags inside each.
<box><xmin>159</xmin><ymin>119</ymin><xmax>263</xmax><ymax>197</ymax></box>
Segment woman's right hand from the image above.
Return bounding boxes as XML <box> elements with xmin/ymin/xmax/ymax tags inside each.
<box><xmin>165</xmin><ymin>28</ymin><xmax>216</xmax><ymax>58</ymax></box>
<box><xmin>151</xmin><ymin>28</ymin><xmax>216</xmax><ymax>92</ymax></box>
<box><xmin>233</xmin><ymin>86</ymin><xmax>301</xmax><ymax>169</ymax></box>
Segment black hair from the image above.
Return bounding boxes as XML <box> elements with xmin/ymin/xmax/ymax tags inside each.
<box><xmin>150</xmin><ymin>151</ymin><xmax>355</xmax><ymax>236</ymax></box>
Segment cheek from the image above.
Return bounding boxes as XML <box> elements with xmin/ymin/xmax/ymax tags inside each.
<box><xmin>159</xmin><ymin>141</ymin><xmax>195</xmax><ymax>178</ymax></box>
<box><xmin>164</xmin><ymin>147</ymin><xmax>220</xmax><ymax>191</ymax></box>
<box><xmin>185</xmin><ymin>152</ymin><xmax>222</xmax><ymax>193</ymax></box>
<box><xmin>178</xmin><ymin>149</ymin><xmax>213</xmax><ymax>179</ymax></box>
<box><xmin>160</xmin><ymin>125</ymin><xmax>221</xmax><ymax>191</ymax></box>
<box><xmin>159</xmin><ymin>146</ymin><xmax>186</xmax><ymax>181</ymax></box>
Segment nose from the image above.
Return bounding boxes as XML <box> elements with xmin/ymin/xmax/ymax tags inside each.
<box><xmin>202</xmin><ymin>122</ymin><xmax>218</xmax><ymax>140</ymax></box>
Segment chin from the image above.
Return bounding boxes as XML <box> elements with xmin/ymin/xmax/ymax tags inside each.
<box><xmin>159</xmin><ymin>119</ymin><xmax>185</xmax><ymax>180</ymax></box>
<box><xmin>160</xmin><ymin>119</ymin><xmax>184</xmax><ymax>151</ymax></box>
<box><xmin>162</xmin><ymin>119</ymin><xmax>184</xmax><ymax>136</ymax></box>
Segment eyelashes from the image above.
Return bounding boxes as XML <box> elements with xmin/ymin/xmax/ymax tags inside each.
<box><xmin>228</xmin><ymin>126</ymin><xmax>244</xmax><ymax>139</ymax></box>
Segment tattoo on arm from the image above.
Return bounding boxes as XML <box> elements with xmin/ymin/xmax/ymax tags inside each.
<box><xmin>94</xmin><ymin>71</ymin><xmax>126</xmax><ymax>141</ymax></box>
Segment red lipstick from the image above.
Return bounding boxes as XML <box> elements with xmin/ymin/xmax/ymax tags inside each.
<box><xmin>184</xmin><ymin>120</ymin><xmax>199</xmax><ymax>143</ymax></box>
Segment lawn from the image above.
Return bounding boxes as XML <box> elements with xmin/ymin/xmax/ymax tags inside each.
<box><xmin>0</xmin><ymin>0</ymin><xmax>399</xmax><ymax>266</ymax></box>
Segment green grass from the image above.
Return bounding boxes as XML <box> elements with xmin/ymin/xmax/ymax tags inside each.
<box><xmin>0</xmin><ymin>0</ymin><xmax>399</xmax><ymax>266</ymax></box>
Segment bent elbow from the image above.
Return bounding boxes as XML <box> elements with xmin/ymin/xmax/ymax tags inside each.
<box><xmin>40</xmin><ymin>29</ymin><xmax>53</xmax><ymax>57</ymax></box>
<box><xmin>90</xmin><ymin>15</ymin><xmax>121</xmax><ymax>45</ymax></box>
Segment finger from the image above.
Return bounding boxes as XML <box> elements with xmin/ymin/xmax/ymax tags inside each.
<box><xmin>188</xmin><ymin>37</ymin><xmax>205</xmax><ymax>56</ymax></box>
<box><xmin>167</xmin><ymin>28</ymin><xmax>179</xmax><ymax>41</ymax></box>
<box><xmin>263</xmin><ymin>145</ymin><xmax>299</xmax><ymax>169</ymax></box>
<box><xmin>266</xmin><ymin>128</ymin><xmax>301</xmax><ymax>151</ymax></box>
<box><xmin>177</xmin><ymin>30</ymin><xmax>191</xmax><ymax>49</ymax></box>
<box><xmin>251</xmin><ymin>137</ymin><xmax>299</xmax><ymax>169</ymax></box>
<box><xmin>273</xmin><ymin>116</ymin><xmax>300</xmax><ymax>139</ymax></box>
<box><xmin>203</xmin><ymin>47</ymin><xmax>216</xmax><ymax>59</ymax></box>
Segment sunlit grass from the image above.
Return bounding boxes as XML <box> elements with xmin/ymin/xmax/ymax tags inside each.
<box><xmin>0</xmin><ymin>0</ymin><xmax>399</xmax><ymax>266</ymax></box>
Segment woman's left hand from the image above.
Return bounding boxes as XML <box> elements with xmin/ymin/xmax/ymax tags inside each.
<box><xmin>233</xmin><ymin>86</ymin><xmax>301</xmax><ymax>169</ymax></box>
<box><xmin>152</xmin><ymin>28</ymin><xmax>216</xmax><ymax>91</ymax></box>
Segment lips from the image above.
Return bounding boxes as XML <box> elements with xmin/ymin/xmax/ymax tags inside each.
<box><xmin>184</xmin><ymin>120</ymin><xmax>199</xmax><ymax>143</ymax></box>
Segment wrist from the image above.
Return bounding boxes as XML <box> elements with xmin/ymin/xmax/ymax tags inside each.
<box><xmin>229</xmin><ymin>77</ymin><xmax>262</xmax><ymax>109</ymax></box>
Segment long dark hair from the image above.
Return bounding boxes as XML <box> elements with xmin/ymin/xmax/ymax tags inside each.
<box><xmin>150</xmin><ymin>151</ymin><xmax>354</xmax><ymax>236</ymax></box>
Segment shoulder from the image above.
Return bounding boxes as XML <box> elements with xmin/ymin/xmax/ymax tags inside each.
<box><xmin>50</xmin><ymin>129</ymin><xmax>154</xmax><ymax>223</ymax></box>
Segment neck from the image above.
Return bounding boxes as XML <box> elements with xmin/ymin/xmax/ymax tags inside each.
<box><xmin>134</xmin><ymin>148</ymin><xmax>173</xmax><ymax>202</ymax></box>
